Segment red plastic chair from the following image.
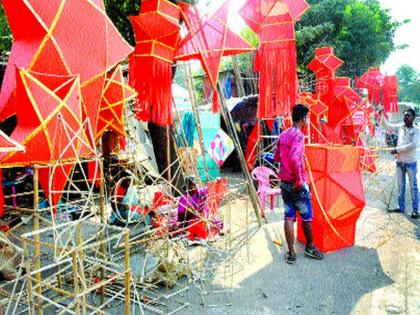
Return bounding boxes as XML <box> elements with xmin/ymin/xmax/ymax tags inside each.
<box><xmin>251</xmin><ymin>166</ymin><xmax>281</xmax><ymax>212</ymax></box>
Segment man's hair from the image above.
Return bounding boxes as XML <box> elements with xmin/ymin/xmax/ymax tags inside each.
<box><xmin>292</xmin><ymin>104</ymin><xmax>309</xmax><ymax>123</ymax></box>
<box><xmin>405</xmin><ymin>108</ymin><xmax>416</xmax><ymax>117</ymax></box>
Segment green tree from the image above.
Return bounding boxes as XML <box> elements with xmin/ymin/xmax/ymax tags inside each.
<box><xmin>0</xmin><ymin>5</ymin><xmax>12</xmax><ymax>62</ymax></box>
<box><xmin>396</xmin><ymin>64</ymin><xmax>420</xmax><ymax>104</ymax></box>
<box><xmin>295</xmin><ymin>0</ymin><xmax>402</xmax><ymax>78</ymax></box>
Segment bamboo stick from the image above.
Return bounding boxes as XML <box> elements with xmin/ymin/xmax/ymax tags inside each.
<box><xmin>216</xmin><ymin>85</ymin><xmax>264</xmax><ymax>225</ymax></box>
<box><xmin>183</xmin><ymin>63</ymin><xmax>209</xmax><ymax>182</ymax></box>
<box><xmin>124</xmin><ymin>231</ymin><xmax>131</xmax><ymax>315</ymax></box>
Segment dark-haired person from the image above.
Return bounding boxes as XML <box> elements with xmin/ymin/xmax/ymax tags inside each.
<box><xmin>274</xmin><ymin>104</ymin><xmax>324</xmax><ymax>264</ymax></box>
<box><xmin>380</xmin><ymin>108</ymin><xmax>419</xmax><ymax>219</ymax></box>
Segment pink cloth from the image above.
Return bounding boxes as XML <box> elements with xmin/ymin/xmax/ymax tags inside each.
<box><xmin>274</xmin><ymin>127</ymin><xmax>307</xmax><ymax>187</ymax></box>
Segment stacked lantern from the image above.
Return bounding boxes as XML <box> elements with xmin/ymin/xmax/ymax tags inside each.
<box><xmin>130</xmin><ymin>0</ymin><xmax>181</xmax><ymax>125</ymax></box>
<box><xmin>239</xmin><ymin>0</ymin><xmax>309</xmax><ymax>118</ymax></box>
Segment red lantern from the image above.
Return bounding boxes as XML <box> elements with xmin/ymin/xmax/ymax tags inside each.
<box><xmin>0</xmin><ymin>0</ymin><xmax>133</xmax><ymax>138</ymax></box>
<box><xmin>307</xmin><ymin>47</ymin><xmax>343</xmax><ymax>104</ymax></box>
<box><xmin>356</xmin><ymin>68</ymin><xmax>384</xmax><ymax>105</ymax></box>
<box><xmin>130</xmin><ymin>0</ymin><xmax>181</xmax><ymax>125</ymax></box>
<box><xmin>382</xmin><ymin>75</ymin><xmax>399</xmax><ymax>113</ymax></box>
<box><xmin>175</xmin><ymin>1</ymin><xmax>254</xmax><ymax>112</ymax></box>
<box><xmin>96</xmin><ymin>65</ymin><xmax>137</xmax><ymax>141</ymax></box>
<box><xmin>239</xmin><ymin>0</ymin><xmax>309</xmax><ymax>118</ymax></box>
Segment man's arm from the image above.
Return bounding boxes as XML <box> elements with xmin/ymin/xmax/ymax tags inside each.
<box><xmin>289</xmin><ymin>133</ymin><xmax>306</xmax><ymax>188</ymax></box>
<box><xmin>379</xmin><ymin>111</ymin><xmax>402</xmax><ymax>131</ymax></box>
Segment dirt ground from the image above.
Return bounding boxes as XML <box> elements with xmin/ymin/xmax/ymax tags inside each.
<box><xmin>185</xmin><ymin>154</ymin><xmax>420</xmax><ymax>315</ymax></box>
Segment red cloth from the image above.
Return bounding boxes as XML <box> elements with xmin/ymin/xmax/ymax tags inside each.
<box><xmin>153</xmin><ymin>191</ymin><xmax>173</xmax><ymax>210</ymax></box>
<box><xmin>187</xmin><ymin>220</ymin><xmax>208</xmax><ymax>240</ymax></box>
<box><xmin>130</xmin><ymin>0</ymin><xmax>181</xmax><ymax>125</ymax></box>
<box><xmin>0</xmin><ymin>171</ymin><xmax>4</xmax><ymax>218</ymax></box>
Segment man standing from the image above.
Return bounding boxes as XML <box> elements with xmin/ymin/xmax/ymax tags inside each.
<box><xmin>381</xmin><ymin>108</ymin><xmax>419</xmax><ymax>219</ymax></box>
<box><xmin>274</xmin><ymin>104</ymin><xmax>324</xmax><ymax>264</ymax></box>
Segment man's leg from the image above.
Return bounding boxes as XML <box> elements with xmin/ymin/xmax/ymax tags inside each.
<box><xmin>284</xmin><ymin>220</ymin><xmax>295</xmax><ymax>255</ymax></box>
<box><xmin>301</xmin><ymin>221</ymin><xmax>314</xmax><ymax>249</ymax></box>
<box><xmin>407</xmin><ymin>162</ymin><xmax>418</xmax><ymax>215</ymax></box>
<box><xmin>396</xmin><ymin>163</ymin><xmax>406</xmax><ymax>212</ymax></box>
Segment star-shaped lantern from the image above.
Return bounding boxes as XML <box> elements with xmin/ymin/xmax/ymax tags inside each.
<box><xmin>175</xmin><ymin>0</ymin><xmax>255</xmax><ymax>113</ymax></box>
<box><xmin>0</xmin><ymin>69</ymin><xmax>95</xmax><ymax>206</ymax></box>
<box><xmin>323</xmin><ymin>77</ymin><xmax>361</xmax><ymax>144</ymax></box>
<box><xmin>96</xmin><ymin>65</ymin><xmax>137</xmax><ymax>141</ymax></box>
<box><xmin>0</xmin><ymin>130</ymin><xmax>25</xmax><ymax>154</ymax></box>
<box><xmin>239</xmin><ymin>0</ymin><xmax>309</xmax><ymax>118</ymax></box>
<box><xmin>130</xmin><ymin>0</ymin><xmax>181</xmax><ymax>125</ymax></box>
<box><xmin>0</xmin><ymin>68</ymin><xmax>91</xmax><ymax>166</ymax></box>
<box><xmin>299</xmin><ymin>92</ymin><xmax>328</xmax><ymax>143</ymax></box>
<box><xmin>308</xmin><ymin>46</ymin><xmax>343</xmax><ymax>99</ymax></box>
<box><xmin>0</xmin><ymin>0</ymin><xmax>133</xmax><ymax>138</ymax></box>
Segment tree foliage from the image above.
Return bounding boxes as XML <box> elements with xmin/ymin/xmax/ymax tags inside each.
<box><xmin>296</xmin><ymin>0</ymin><xmax>402</xmax><ymax>78</ymax></box>
<box><xmin>396</xmin><ymin>64</ymin><xmax>420</xmax><ymax>104</ymax></box>
<box><xmin>0</xmin><ymin>5</ymin><xmax>12</xmax><ymax>62</ymax></box>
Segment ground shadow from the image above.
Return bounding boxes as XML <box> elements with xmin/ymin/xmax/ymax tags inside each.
<box><xmin>186</xmin><ymin>223</ymin><xmax>394</xmax><ymax>315</ymax></box>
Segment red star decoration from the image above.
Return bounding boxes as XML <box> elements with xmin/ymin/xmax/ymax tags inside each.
<box><xmin>0</xmin><ymin>0</ymin><xmax>133</xmax><ymax>138</ymax></box>
<box><xmin>0</xmin><ymin>68</ymin><xmax>95</xmax><ymax>206</ymax></box>
<box><xmin>175</xmin><ymin>0</ymin><xmax>255</xmax><ymax>112</ymax></box>
<box><xmin>96</xmin><ymin>65</ymin><xmax>137</xmax><ymax>141</ymax></box>
<box><xmin>0</xmin><ymin>68</ymin><xmax>92</xmax><ymax>167</ymax></box>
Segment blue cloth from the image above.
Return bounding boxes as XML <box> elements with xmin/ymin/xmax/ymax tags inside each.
<box><xmin>258</xmin><ymin>152</ymin><xmax>274</xmax><ymax>164</ymax></box>
<box><xmin>272</xmin><ymin>117</ymin><xmax>282</xmax><ymax>136</ymax></box>
<box><xmin>181</xmin><ymin>112</ymin><xmax>196</xmax><ymax>147</ymax></box>
<box><xmin>224</xmin><ymin>76</ymin><xmax>232</xmax><ymax>99</ymax></box>
<box><xmin>396</xmin><ymin>162</ymin><xmax>418</xmax><ymax>212</ymax></box>
<box><xmin>280</xmin><ymin>182</ymin><xmax>313</xmax><ymax>221</ymax></box>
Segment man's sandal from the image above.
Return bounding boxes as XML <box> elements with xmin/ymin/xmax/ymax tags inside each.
<box><xmin>304</xmin><ymin>246</ymin><xmax>324</xmax><ymax>260</ymax></box>
<box><xmin>285</xmin><ymin>252</ymin><xmax>296</xmax><ymax>264</ymax></box>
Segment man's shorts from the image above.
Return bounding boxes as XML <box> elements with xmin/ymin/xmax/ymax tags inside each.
<box><xmin>280</xmin><ymin>181</ymin><xmax>313</xmax><ymax>221</ymax></box>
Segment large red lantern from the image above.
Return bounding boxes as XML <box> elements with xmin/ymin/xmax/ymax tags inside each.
<box><xmin>130</xmin><ymin>0</ymin><xmax>181</xmax><ymax>126</ymax></box>
<box><xmin>239</xmin><ymin>0</ymin><xmax>309</xmax><ymax>118</ymax></box>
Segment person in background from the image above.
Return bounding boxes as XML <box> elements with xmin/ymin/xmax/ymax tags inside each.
<box><xmin>380</xmin><ymin>108</ymin><xmax>419</xmax><ymax>219</ymax></box>
<box><xmin>274</xmin><ymin>104</ymin><xmax>324</xmax><ymax>264</ymax></box>
<box><xmin>110</xmin><ymin>171</ymin><xmax>150</xmax><ymax>226</ymax></box>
